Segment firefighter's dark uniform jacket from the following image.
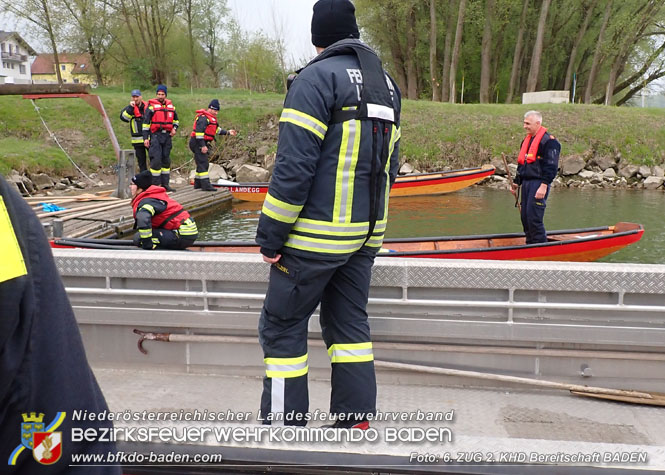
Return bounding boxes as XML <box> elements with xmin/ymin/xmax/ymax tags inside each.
<box><xmin>255</xmin><ymin>39</ymin><xmax>401</xmax><ymax>425</ymax></box>
<box><xmin>132</xmin><ymin>186</ymin><xmax>198</xmax><ymax>249</ymax></box>
<box><xmin>191</xmin><ymin>111</ymin><xmax>231</xmax><ymax>147</ymax></box>
<box><xmin>515</xmin><ymin>129</ymin><xmax>561</xmax><ymax>244</ymax></box>
<box><xmin>0</xmin><ymin>176</ymin><xmax>120</xmax><ymax>474</ymax></box>
<box><xmin>256</xmin><ymin>40</ymin><xmax>401</xmax><ymax>260</ymax></box>
<box><xmin>120</xmin><ymin>101</ymin><xmax>147</xmax><ymax>145</ymax></box>
<box><xmin>515</xmin><ymin>130</ymin><xmax>560</xmax><ymax>186</ymax></box>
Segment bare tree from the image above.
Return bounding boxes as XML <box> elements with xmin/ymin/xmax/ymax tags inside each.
<box><xmin>506</xmin><ymin>0</ymin><xmax>529</xmax><ymax>102</ymax></box>
<box><xmin>198</xmin><ymin>0</ymin><xmax>229</xmax><ymax>85</ymax></box>
<box><xmin>563</xmin><ymin>0</ymin><xmax>596</xmax><ymax>92</ymax></box>
<box><xmin>440</xmin><ymin>0</ymin><xmax>455</xmax><ymax>102</ymax></box>
<box><xmin>479</xmin><ymin>0</ymin><xmax>496</xmax><ymax>103</ymax></box>
<box><xmin>111</xmin><ymin>0</ymin><xmax>180</xmax><ymax>84</ymax></box>
<box><xmin>429</xmin><ymin>0</ymin><xmax>439</xmax><ymax>101</ymax></box>
<box><xmin>405</xmin><ymin>2</ymin><xmax>418</xmax><ymax>99</ymax></box>
<box><xmin>604</xmin><ymin>0</ymin><xmax>663</xmax><ymax>105</ymax></box>
<box><xmin>584</xmin><ymin>0</ymin><xmax>612</xmax><ymax>103</ymax></box>
<box><xmin>526</xmin><ymin>0</ymin><xmax>552</xmax><ymax>92</ymax></box>
<box><xmin>269</xmin><ymin>0</ymin><xmax>289</xmax><ymax>93</ymax></box>
<box><xmin>183</xmin><ymin>0</ymin><xmax>201</xmax><ymax>87</ymax></box>
<box><xmin>58</xmin><ymin>0</ymin><xmax>112</xmax><ymax>86</ymax></box>
<box><xmin>449</xmin><ymin>0</ymin><xmax>467</xmax><ymax>103</ymax></box>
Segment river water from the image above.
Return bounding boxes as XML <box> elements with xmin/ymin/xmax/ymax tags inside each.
<box><xmin>197</xmin><ymin>187</ymin><xmax>664</xmax><ymax>264</ymax></box>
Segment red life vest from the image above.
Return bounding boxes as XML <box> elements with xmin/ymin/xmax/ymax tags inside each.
<box><xmin>518</xmin><ymin>127</ymin><xmax>547</xmax><ymax>165</ymax></box>
<box><xmin>190</xmin><ymin>109</ymin><xmax>219</xmax><ymax>142</ymax></box>
<box><xmin>131</xmin><ymin>186</ymin><xmax>191</xmax><ymax>230</ymax></box>
<box><xmin>133</xmin><ymin>101</ymin><xmax>147</xmax><ymax>119</ymax></box>
<box><xmin>148</xmin><ymin>98</ymin><xmax>176</xmax><ymax>133</ymax></box>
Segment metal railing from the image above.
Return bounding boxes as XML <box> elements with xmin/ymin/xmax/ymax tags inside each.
<box><xmin>54</xmin><ymin>249</ymin><xmax>665</xmax><ymax>385</ymax></box>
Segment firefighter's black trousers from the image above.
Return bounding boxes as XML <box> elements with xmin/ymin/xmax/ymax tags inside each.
<box><xmin>148</xmin><ymin>131</ymin><xmax>172</xmax><ymax>184</ymax></box>
<box><xmin>259</xmin><ymin>250</ymin><xmax>377</xmax><ymax>426</ymax></box>
<box><xmin>520</xmin><ymin>179</ymin><xmax>550</xmax><ymax>244</ymax></box>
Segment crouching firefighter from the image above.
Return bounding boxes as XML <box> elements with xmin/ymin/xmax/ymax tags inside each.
<box><xmin>255</xmin><ymin>0</ymin><xmax>402</xmax><ymax>429</ymax></box>
<box><xmin>130</xmin><ymin>170</ymin><xmax>198</xmax><ymax>250</ymax></box>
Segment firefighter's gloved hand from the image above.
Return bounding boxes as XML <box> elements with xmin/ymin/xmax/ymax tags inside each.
<box><xmin>140</xmin><ymin>238</ymin><xmax>156</xmax><ymax>250</ymax></box>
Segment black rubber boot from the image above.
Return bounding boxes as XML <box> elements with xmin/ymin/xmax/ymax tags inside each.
<box><xmin>200</xmin><ymin>178</ymin><xmax>217</xmax><ymax>192</ymax></box>
<box><xmin>193</xmin><ymin>178</ymin><xmax>201</xmax><ymax>189</ymax></box>
<box><xmin>161</xmin><ymin>174</ymin><xmax>176</xmax><ymax>192</ymax></box>
<box><xmin>151</xmin><ymin>175</ymin><xmax>161</xmax><ymax>187</ymax></box>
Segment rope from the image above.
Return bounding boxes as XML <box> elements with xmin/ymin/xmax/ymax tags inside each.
<box><xmin>30</xmin><ymin>99</ymin><xmax>96</xmax><ymax>184</ymax></box>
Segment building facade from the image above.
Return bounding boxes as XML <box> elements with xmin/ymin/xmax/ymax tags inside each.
<box><xmin>31</xmin><ymin>53</ymin><xmax>96</xmax><ymax>85</ymax></box>
<box><xmin>0</xmin><ymin>31</ymin><xmax>36</xmax><ymax>84</ymax></box>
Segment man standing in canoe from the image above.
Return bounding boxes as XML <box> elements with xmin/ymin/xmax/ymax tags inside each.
<box><xmin>255</xmin><ymin>0</ymin><xmax>401</xmax><ymax>429</ymax></box>
<box><xmin>511</xmin><ymin>111</ymin><xmax>561</xmax><ymax>244</ymax></box>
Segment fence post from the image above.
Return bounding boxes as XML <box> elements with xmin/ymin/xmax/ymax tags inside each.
<box><xmin>116</xmin><ymin>149</ymin><xmax>136</xmax><ymax>199</ymax></box>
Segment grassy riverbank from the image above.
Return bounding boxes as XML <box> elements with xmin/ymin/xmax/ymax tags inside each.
<box><xmin>1</xmin><ymin>87</ymin><xmax>664</xmax><ymax>176</ymax></box>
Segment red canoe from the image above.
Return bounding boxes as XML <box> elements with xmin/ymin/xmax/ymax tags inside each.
<box><xmin>52</xmin><ymin>222</ymin><xmax>643</xmax><ymax>262</ymax></box>
<box><xmin>211</xmin><ymin>166</ymin><xmax>495</xmax><ymax>202</ymax></box>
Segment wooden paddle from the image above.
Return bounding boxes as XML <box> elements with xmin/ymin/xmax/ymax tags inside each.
<box><xmin>374</xmin><ymin>360</ymin><xmax>665</xmax><ymax>406</ymax></box>
<box><xmin>501</xmin><ymin>153</ymin><xmax>521</xmax><ymax>212</ymax></box>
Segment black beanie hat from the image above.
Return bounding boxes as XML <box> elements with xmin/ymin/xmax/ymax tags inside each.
<box><xmin>208</xmin><ymin>99</ymin><xmax>220</xmax><ymax>111</ymax></box>
<box><xmin>132</xmin><ymin>170</ymin><xmax>153</xmax><ymax>191</ymax></box>
<box><xmin>311</xmin><ymin>0</ymin><xmax>360</xmax><ymax>48</ymax></box>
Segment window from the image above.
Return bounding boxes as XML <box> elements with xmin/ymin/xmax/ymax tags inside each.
<box><xmin>8</xmin><ymin>44</ymin><xmax>12</xmax><ymax>54</ymax></box>
<box><xmin>61</xmin><ymin>65</ymin><xmax>66</xmax><ymax>70</ymax></box>
<box><xmin>63</xmin><ymin>79</ymin><xmax>67</xmax><ymax>83</ymax></box>
<box><xmin>19</xmin><ymin>65</ymin><xmax>25</xmax><ymax>74</ymax></box>
<box><xmin>1</xmin><ymin>43</ymin><xmax>5</xmax><ymax>52</ymax></box>
<box><xmin>73</xmin><ymin>78</ymin><xmax>79</xmax><ymax>83</ymax></box>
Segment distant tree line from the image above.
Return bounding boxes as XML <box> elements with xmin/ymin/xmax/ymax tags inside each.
<box><xmin>0</xmin><ymin>0</ymin><xmax>293</xmax><ymax>92</ymax></box>
<box><xmin>355</xmin><ymin>0</ymin><xmax>665</xmax><ymax>105</ymax></box>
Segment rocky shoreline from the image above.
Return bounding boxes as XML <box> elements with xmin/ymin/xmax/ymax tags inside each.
<box><xmin>6</xmin><ymin>150</ymin><xmax>664</xmax><ymax>197</ymax></box>
<box><xmin>486</xmin><ymin>154</ymin><xmax>664</xmax><ymax>190</ymax></box>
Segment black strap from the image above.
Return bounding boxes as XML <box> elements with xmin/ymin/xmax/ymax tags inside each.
<box><xmin>159</xmin><ymin>208</ymin><xmax>186</xmax><ymax>228</ymax></box>
<box><xmin>364</xmin><ymin>121</ymin><xmax>391</xmax><ymax>246</ymax></box>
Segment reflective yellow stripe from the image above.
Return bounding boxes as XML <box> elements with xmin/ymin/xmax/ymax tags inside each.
<box><xmin>0</xmin><ymin>196</ymin><xmax>27</xmax><ymax>283</ymax></box>
<box><xmin>131</xmin><ymin>137</ymin><xmax>144</xmax><ymax>144</ymax></box>
<box><xmin>264</xmin><ymin>354</ymin><xmax>308</xmax><ymax>378</ymax></box>
<box><xmin>333</xmin><ymin>120</ymin><xmax>360</xmax><ymax>223</ymax></box>
<box><xmin>261</xmin><ymin>192</ymin><xmax>303</xmax><ymax>224</ymax></box>
<box><xmin>291</xmin><ymin>217</ymin><xmax>386</xmax><ymax>237</ymax></box>
<box><xmin>284</xmin><ymin>235</ymin><xmax>366</xmax><ymax>254</ymax></box>
<box><xmin>138</xmin><ymin>228</ymin><xmax>152</xmax><ymax>238</ymax></box>
<box><xmin>195</xmin><ymin>171</ymin><xmax>209</xmax><ymax>177</ymax></box>
<box><xmin>280</xmin><ymin>108</ymin><xmax>327</xmax><ymax>140</ymax></box>
<box><xmin>328</xmin><ymin>343</ymin><xmax>374</xmax><ymax>363</ymax></box>
<box><xmin>150</xmin><ymin>168</ymin><xmax>161</xmax><ymax>177</ymax></box>
<box><xmin>140</xmin><ymin>204</ymin><xmax>155</xmax><ymax>216</ymax></box>
<box><xmin>161</xmin><ymin>168</ymin><xmax>170</xmax><ymax>173</ymax></box>
<box><xmin>195</xmin><ymin>132</ymin><xmax>204</xmax><ymax>138</ymax></box>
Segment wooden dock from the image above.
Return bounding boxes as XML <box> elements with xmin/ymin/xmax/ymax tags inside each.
<box><xmin>31</xmin><ymin>187</ymin><xmax>232</xmax><ymax>239</ymax></box>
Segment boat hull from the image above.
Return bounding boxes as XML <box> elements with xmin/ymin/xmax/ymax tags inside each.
<box><xmin>215</xmin><ymin>166</ymin><xmax>495</xmax><ymax>202</ymax></box>
<box><xmin>52</xmin><ymin>223</ymin><xmax>644</xmax><ymax>262</ymax></box>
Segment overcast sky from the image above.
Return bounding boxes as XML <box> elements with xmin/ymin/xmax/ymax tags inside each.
<box><xmin>229</xmin><ymin>0</ymin><xmax>318</xmax><ymax>67</ymax></box>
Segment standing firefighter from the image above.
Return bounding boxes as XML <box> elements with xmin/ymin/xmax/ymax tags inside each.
<box><xmin>119</xmin><ymin>89</ymin><xmax>149</xmax><ymax>172</ymax></box>
<box><xmin>255</xmin><ymin>0</ymin><xmax>401</xmax><ymax>428</ymax></box>
<box><xmin>143</xmin><ymin>84</ymin><xmax>179</xmax><ymax>192</ymax></box>
<box><xmin>189</xmin><ymin>99</ymin><xmax>237</xmax><ymax>192</ymax></box>
<box><xmin>131</xmin><ymin>170</ymin><xmax>198</xmax><ymax>250</ymax></box>
<box><xmin>511</xmin><ymin>111</ymin><xmax>561</xmax><ymax>244</ymax></box>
